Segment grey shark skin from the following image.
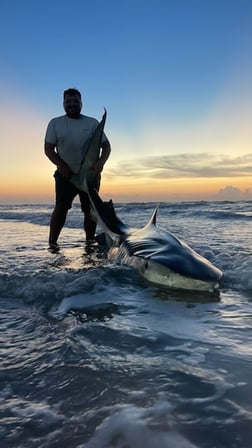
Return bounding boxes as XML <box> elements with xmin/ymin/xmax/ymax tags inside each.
<box><xmin>87</xmin><ymin>185</ymin><xmax>223</xmax><ymax>293</ymax></box>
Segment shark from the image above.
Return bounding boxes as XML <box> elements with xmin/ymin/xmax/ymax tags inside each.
<box><xmin>87</xmin><ymin>185</ymin><xmax>223</xmax><ymax>293</ymax></box>
<box><xmin>70</xmin><ymin>110</ymin><xmax>223</xmax><ymax>293</ymax></box>
<box><xmin>71</xmin><ymin>109</ymin><xmax>107</xmax><ymax>192</ymax></box>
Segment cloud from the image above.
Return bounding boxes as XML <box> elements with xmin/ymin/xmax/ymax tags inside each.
<box><xmin>105</xmin><ymin>152</ymin><xmax>252</xmax><ymax>181</ymax></box>
<box><xmin>215</xmin><ymin>185</ymin><xmax>252</xmax><ymax>201</ymax></box>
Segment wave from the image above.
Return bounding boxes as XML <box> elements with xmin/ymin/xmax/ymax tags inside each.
<box><xmin>1</xmin><ymin>201</ymin><xmax>252</xmax><ymax>229</ymax></box>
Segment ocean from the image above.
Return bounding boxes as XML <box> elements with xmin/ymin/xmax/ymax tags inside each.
<box><xmin>1</xmin><ymin>200</ymin><xmax>252</xmax><ymax>448</ymax></box>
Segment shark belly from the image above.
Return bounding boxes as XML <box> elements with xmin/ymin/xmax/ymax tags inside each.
<box><xmin>107</xmin><ymin>245</ymin><xmax>221</xmax><ymax>293</ymax></box>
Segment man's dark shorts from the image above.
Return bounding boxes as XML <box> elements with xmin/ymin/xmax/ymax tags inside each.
<box><xmin>54</xmin><ymin>170</ymin><xmax>100</xmax><ymax>213</ymax></box>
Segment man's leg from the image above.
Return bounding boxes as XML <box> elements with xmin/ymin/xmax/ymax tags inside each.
<box><xmin>83</xmin><ymin>214</ymin><xmax>97</xmax><ymax>241</ymax></box>
<box><xmin>49</xmin><ymin>203</ymin><xmax>68</xmax><ymax>246</ymax></box>
<box><xmin>80</xmin><ymin>190</ymin><xmax>97</xmax><ymax>241</ymax></box>
<box><xmin>49</xmin><ymin>171</ymin><xmax>76</xmax><ymax>247</ymax></box>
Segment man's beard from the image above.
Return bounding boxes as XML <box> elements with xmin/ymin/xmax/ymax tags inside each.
<box><xmin>66</xmin><ymin>110</ymin><xmax>81</xmax><ymax>118</ymax></box>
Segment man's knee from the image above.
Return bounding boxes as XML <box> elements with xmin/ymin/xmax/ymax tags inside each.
<box><xmin>53</xmin><ymin>202</ymin><xmax>69</xmax><ymax>217</ymax></box>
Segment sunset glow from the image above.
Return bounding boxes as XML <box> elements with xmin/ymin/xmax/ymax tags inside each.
<box><xmin>1</xmin><ymin>1</ymin><xmax>252</xmax><ymax>203</ymax></box>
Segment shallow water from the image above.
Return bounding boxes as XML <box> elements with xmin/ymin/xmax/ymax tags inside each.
<box><xmin>1</xmin><ymin>201</ymin><xmax>252</xmax><ymax>447</ymax></box>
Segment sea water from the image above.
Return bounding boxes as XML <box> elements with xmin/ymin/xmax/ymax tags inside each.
<box><xmin>0</xmin><ymin>201</ymin><xmax>252</xmax><ymax>448</ymax></box>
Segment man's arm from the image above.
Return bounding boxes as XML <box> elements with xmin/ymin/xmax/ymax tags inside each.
<box><xmin>44</xmin><ymin>141</ymin><xmax>72</xmax><ymax>178</ymax></box>
<box><xmin>93</xmin><ymin>140</ymin><xmax>111</xmax><ymax>174</ymax></box>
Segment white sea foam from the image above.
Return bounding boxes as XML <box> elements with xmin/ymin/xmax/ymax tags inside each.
<box><xmin>82</xmin><ymin>402</ymin><xmax>198</xmax><ymax>448</ymax></box>
<box><xmin>164</xmin><ymin>342</ymin><xmax>209</xmax><ymax>365</ymax></box>
<box><xmin>11</xmin><ymin>401</ymin><xmax>63</xmax><ymax>429</ymax></box>
<box><xmin>48</xmin><ymin>285</ymin><xmax>124</xmax><ymax>320</ymax></box>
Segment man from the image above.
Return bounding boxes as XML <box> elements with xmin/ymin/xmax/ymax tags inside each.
<box><xmin>44</xmin><ymin>88</ymin><xmax>111</xmax><ymax>249</ymax></box>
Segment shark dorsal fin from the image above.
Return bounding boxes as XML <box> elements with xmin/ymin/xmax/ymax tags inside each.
<box><xmin>143</xmin><ymin>204</ymin><xmax>159</xmax><ymax>229</ymax></box>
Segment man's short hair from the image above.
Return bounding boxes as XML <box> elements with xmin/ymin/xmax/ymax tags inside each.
<box><xmin>63</xmin><ymin>88</ymin><xmax>81</xmax><ymax>100</ymax></box>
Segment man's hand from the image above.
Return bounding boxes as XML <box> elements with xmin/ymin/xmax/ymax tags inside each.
<box><xmin>92</xmin><ymin>140</ymin><xmax>111</xmax><ymax>175</ymax></box>
<box><xmin>44</xmin><ymin>141</ymin><xmax>72</xmax><ymax>178</ymax></box>
<box><xmin>58</xmin><ymin>161</ymin><xmax>72</xmax><ymax>178</ymax></box>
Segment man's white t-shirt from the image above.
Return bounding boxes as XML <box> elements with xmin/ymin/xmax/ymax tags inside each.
<box><xmin>45</xmin><ymin>114</ymin><xmax>107</xmax><ymax>174</ymax></box>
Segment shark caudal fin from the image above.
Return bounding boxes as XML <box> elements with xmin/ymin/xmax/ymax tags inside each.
<box><xmin>87</xmin><ymin>185</ymin><xmax>129</xmax><ymax>238</ymax></box>
<box><xmin>70</xmin><ymin>109</ymin><xmax>107</xmax><ymax>192</ymax></box>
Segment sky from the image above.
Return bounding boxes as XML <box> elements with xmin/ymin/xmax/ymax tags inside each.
<box><xmin>0</xmin><ymin>0</ymin><xmax>252</xmax><ymax>203</ymax></box>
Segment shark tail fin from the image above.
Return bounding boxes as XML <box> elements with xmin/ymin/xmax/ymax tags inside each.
<box><xmin>87</xmin><ymin>185</ymin><xmax>128</xmax><ymax>236</ymax></box>
<box><xmin>70</xmin><ymin>109</ymin><xmax>107</xmax><ymax>192</ymax></box>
